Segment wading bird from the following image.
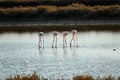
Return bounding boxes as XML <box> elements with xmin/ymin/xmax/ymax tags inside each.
<box><xmin>63</xmin><ymin>31</ymin><xmax>69</xmax><ymax>48</ymax></box>
<box><xmin>70</xmin><ymin>30</ymin><xmax>78</xmax><ymax>47</ymax></box>
<box><xmin>38</xmin><ymin>32</ymin><xmax>44</xmax><ymax>48</ymax></box>
<box><xmin>52</xmin><ymin>31</ymin><xmax>58</xmax><ymax>48</ymax></box>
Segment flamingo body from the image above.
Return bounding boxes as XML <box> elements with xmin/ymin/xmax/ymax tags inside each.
<box><xmin>63</xmin><ymin>31</ymin><xmax>69</xmax><ymax>37</ymax></box>
<box><xmin>53</xmin><ymin>31</ymin><xmax>58</xmax><ymax>36</ymax></box>
<box><xmin>72</xmin><ymin>30</ymin><xmax>77</xmax><ymax>34</ymax></box>
<box><xmin>39</xmin><ymin>32</ymin><xmax>44</xmax><ymax>36</ymax></box>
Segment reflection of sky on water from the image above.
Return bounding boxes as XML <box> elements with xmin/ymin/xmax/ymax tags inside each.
<box><xmin>0</xmin><ymin>31</ymin><xmax>120</xmax><ymax>80</ymax></box>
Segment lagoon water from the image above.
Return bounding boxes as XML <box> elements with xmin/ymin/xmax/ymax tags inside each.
<box><xmin>0</xmin><ymin>31</ymin><xmax>120</xmax><ymax>80</ymax></box>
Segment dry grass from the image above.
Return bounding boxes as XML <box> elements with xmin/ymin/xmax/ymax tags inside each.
<box><xmin>73</xmin><ymin>75</ymin><xmax>94</xmax><ymax>80</ymax></box>
<box><xmin>6</xmin><ymin>72</ymin><xmax>40</xmax><ymax>80</ymax></box>
<box><xmin>6</xmin><ymin>73</ymin><xmax>120</xmax><ymax>80</ymax></box>
<box><xmin>0</xmin><ymin>0</ymin><xmax>120</xmax><ymax>7</ymax></box>
<box><xmin>0</xmin><ymin>3</ymin><xmax>120</xmax><ymax>20</ymax></box>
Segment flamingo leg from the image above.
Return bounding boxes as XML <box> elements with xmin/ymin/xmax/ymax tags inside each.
<box><xmin>70</xmin><ymin>37</ymin><xmax>74</xmax><ymax>47</ymax></box>
<box><xmin>38</xmin><ymin>36</ymin><xmax>40</xmax><ymax>47</ymax></box>
<box><xmin>65</xmin><ymin>37</ymin><xmax>67</xmax><ymax>47</ymax></box>
<box><xmin>63</xmin><ymin>37</ymin><xmax>65</xmax><ymax>48</ymax></box>
<box><xmin>55</xmin><ymin>36</ymin><xmax>58</xmax><ymax>48</ymax></box>
<box><xmin>42</xmin><ymin>36</ymin><xmax>44</xmax><ymax>48</ymax></box>
<box><xmin>76</xmin><ymin>34</ymin><xmax>78</xmax><ymax>47</ymax></box>
<box><xmin>73</xmin><ymin>37</ymin><xmax>75</xmax><ymax>47</ymax></box>
<box><xmin>52</xmin><ymin>37</ymin><xmax>55</xmax><ymax>48</ymax></box>
<box><xmin>70</xmin><ymin>35</ymin><xmax>75</xmax><ymax>47</ymax></box>
<box><xmin>39</xmin><ymin>36</ymin><xmax>42</xmax><ymax>48</ymax></box>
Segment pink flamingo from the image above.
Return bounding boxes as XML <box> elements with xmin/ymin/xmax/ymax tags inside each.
<box><xmin>38</xmin><ymin>32</ymin><xmax>44</xmax><ymax>48</ymax></box>
<box><xmin>52</xmin><ymin>31</ymin><xmax>58</xmax><ymax>48</ymax></box>
<box><xmin>70</xmin><ymin>30</ymin><xmax>78</xmax><ymax>47</ymax></box>
<box><xmin>63</xmin><ymin>31</ymin><xmax>69</xmax><ymax>48</ymax></box>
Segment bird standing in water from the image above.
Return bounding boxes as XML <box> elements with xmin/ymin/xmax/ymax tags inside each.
<box><xmin>52</xmin><ymin>31</ymin><xmax>58</xmax><ymax>48</ymax></box>
<box><xmin>63</xmin><ymin>31</ymin><xmax>69</xmax><ymax>48</ymax></box>
<box><xmin>38</xmin><ymin>32</ymin><xmax>44</xmax><ymax>48</ymax></box>
<box><xmin>70</xmin><ymin>30</ymin><xmax>78</xmax><ymax>47</ymax></box>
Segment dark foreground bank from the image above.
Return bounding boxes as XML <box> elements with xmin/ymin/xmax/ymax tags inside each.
<box><xmin>0</xmin><ymin>20</ymin><xmax>120</xmax><ymax>32</ymax></box>
<box><xmin>6</xmin><ymin>72</ymin><xmax>120</xmax><ymax>80</ymax></box>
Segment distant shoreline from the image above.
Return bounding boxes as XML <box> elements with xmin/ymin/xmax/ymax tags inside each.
<box><xmin>0</xmin><ymin>20</ymin><xmax>120</xmax><ymax>32</ymax></box>
<box><xmin>0</xmin><ymin>20</ymin><xmax>120</xmax><ymax>27</ymax></box>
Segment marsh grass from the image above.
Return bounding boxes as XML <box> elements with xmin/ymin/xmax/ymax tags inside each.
<box><xmin>6</xmin><ymin>72</ymin><xmax>40</xmax><ymax>80</ymax></box>
<box><xmin>73</xmin><ymin>75</ymin><xmax>94</xmax><ymax>80</ymax></box>
<box><xmin>6</xmin><ymin>73</ymin><xmax>120</xmax><ymax>80</ymax></box>
<box><xmin>0</xmin><ymin>4</ymin><xmax>120</xmax><ymax>20</ymax></box>
<box><xmin>0</xmin><ymin>0</ymin><xmax>120</xmax><ymax>8</ymax></box>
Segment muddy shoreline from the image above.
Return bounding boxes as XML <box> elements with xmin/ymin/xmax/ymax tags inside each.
<box><xmin>0</xmin><ymin>20</ymin><xmax>120</xmax><ymax>27</ymax></box>
<box><xmin>0</xmin><ymin>20</ymin><xmax>120</xmax><ymax>32</ymax></box>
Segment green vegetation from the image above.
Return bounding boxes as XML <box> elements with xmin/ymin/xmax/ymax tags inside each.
<box><xmin>6</xmin><ymin>73</ymin><xmax>120</xmax><ymax>80</ymax></box>
<box><xmin>0</xmin><ymin>4</ymin><xmax>120</xmax><ymax>20</ymax></box>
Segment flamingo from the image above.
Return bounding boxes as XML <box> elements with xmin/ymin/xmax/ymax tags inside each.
<box><xmin>52</xmin><ymin>31</ymin><xmax>58</xmax><ymax>48</ymax></box>
<box><xmin>63</xmin><ymin>31</ymin><xmax>69</xmax><ymax>48</ymax></box>
<box><xmin>38</xmin><ymin>32</ymin><xmax>44</xmax><ymax>48</ymax></box>
<box><xmin>70</xmin><ymin>30</ymin><xmax>78</xmax><ymax>47</ymax></box>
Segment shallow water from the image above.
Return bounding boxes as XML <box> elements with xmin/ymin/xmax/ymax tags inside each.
<box><xmin>0</xmin><ymin>31</ymin><xmax>120</xmax><ymax>80</ymax></box>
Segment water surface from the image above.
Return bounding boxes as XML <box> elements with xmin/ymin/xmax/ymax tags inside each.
<box><xmin>0</xmin><ymin>31</ymin><xmax>120</xmax><ymax>80</ymax></box>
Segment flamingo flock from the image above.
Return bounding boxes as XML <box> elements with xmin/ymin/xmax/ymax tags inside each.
<box><xmin>38</xmin><ymin>30</ymin><xmax>78</xmax><ymax>48</ymax></box>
